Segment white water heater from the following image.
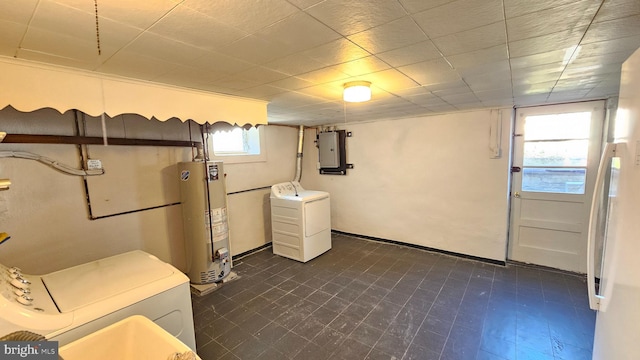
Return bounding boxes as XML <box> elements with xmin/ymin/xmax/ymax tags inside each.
<box><xmin>178</xmin><ymin>161</ymin><xmax>231</xmax><ymax>284</ymax></box>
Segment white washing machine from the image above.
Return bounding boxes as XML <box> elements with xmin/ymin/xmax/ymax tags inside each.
<box><xmin>0</xmin><ymin>250</ymin><xmax>196</xmax><ymax>350</ymax></box>
<box><xmin>270</xmin><ymin>181</ymin><xmax>331</xmax><ymax>262</ymax></box>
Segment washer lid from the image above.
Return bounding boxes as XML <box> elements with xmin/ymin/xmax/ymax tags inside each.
<box><xmin>278</xmin><ymin>190</ymin><xmax>329</xmax><ymax>202</ymax></box>
<box><xmin>42</xmin><ymin>251</ymin><xmax>175</xmax><ymax>312</ymax></box>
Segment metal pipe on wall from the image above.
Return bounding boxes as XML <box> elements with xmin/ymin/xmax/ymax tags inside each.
<box><xmin>293</xmin><ymin>125</ymin><xmax>304</xmax><ymax>182</ymax></box>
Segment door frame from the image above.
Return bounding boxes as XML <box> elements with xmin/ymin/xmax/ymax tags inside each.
<box><xmin>506</xmin><ymin>100</ymin><xmax>607</xmax><ymax>272</ymax></box>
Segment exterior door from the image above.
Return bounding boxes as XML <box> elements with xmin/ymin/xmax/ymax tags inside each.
<box><xmin>508</xmin><ymin>101</ymin><xmax>605</xmax><ymax>273</ymax></box>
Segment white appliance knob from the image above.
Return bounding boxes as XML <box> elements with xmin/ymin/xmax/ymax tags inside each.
<box><xmin>13</xmin><ymin>288</ymin><xmax>30</xmax><ymax>296</ymax></box>
<box><xmin>10</xmin><ymin>277</ymin><xmax>31</xmax><ymax>289</ymax></box>
<box><xmin>16</xmin><ymin>295</ymin><xmax>33</xmax><ymax>305</ymax></box>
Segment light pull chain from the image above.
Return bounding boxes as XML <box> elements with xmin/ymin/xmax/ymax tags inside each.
<box><xmin>94</xmin><ymin>0</ymin><xmax>101</xmax><ymax>55</ymax></box>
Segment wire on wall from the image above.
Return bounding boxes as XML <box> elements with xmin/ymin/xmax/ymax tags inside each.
<box><xmin>0</xmin><ymin>151</ymin><xmax>104</xmax><ymax>176</ymax></box>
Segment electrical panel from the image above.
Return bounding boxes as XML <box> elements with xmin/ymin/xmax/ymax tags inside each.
<box><xmin>318</xmin><ymin>130</ymin><xmax>352</xmax><ymax>175</ymax></box>
<box><xmin>319</xmin><ymin>132</ymin><xmax>340</xmax><ymax>168</ymax></box>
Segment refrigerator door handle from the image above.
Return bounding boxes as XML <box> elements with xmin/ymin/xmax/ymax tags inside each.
<box><xmin>587</xmin><ymin>142</ymin><xmax>616</xmax><ymax>311</ymax></box>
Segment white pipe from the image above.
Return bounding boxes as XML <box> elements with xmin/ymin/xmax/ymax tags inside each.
<box><xmin>293</xmin><ymin>125</ymin><xmax>304</xmax><ymax>182</ymax></box>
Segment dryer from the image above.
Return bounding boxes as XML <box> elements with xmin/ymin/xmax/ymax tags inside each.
<box><xmin>0</xmin><ymin>250</ymin><xmax>196</xmax><ymax>349</ymax></box>
<box><xmin>270</xmin><ymin>181</ymin><xmax>331</xmax><ymax>262</ymax></box>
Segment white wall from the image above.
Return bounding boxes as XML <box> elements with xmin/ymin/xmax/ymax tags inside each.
<box><xmin>301</xmin><ymin>109</ymin><xmax>513</xmax><ymax>262</ymax></box>
<box><xmin>222</xmin><ymin>125</ymin><xmax>299</xmax><ymax>255</ymax></box>
<box><xmin>0</xmin><ymin>107</ymin><xmax>297</xmax><ymax>273</ymax></box>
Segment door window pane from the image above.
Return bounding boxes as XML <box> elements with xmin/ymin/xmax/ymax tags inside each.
<box><xmin>524</xmin><ymin>112</ymin><xmax>591</xmax><ymax>140</ymax></box>
<box><xmin>523</xmin><ymin>140</ymin><xmax>589</xmax><ymax>166</ymax></box>
<box><xmin>522</xmin><ymin>168</ymin><xmax>587</xmax><ymax>194</ymax></box>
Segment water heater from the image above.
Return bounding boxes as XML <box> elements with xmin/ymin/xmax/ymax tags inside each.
<box><xmin>178</xmin><ymin>161</ymin><xmax>231</xmax><ymax>284</ymax></box>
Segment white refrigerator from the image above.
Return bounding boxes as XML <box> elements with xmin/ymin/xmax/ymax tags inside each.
<box><xmin>587</xmin><ymin>47</ymin><xmax>640</xmax><ymax>359</ymax></box>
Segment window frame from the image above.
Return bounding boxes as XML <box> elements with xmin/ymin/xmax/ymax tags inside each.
<box><xmin>207</xmin><ymin>125</ymin><xmax>267</xmax><ymax>164</ymax></box>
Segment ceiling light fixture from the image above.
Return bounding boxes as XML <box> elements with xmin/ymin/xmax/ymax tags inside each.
<box><xmin>343</xmin><ymin>81</ymin><xmax>371</xmax><ymax>103</ymax></box>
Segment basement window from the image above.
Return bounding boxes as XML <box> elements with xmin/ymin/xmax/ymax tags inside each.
<box><xmin>209</xmin><ymin>126</ymin><xmax>266</xmax><ymax>163</ymax></box>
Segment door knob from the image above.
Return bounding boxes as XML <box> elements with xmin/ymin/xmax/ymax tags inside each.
<box><xmin>514</xmin><ymin>192</ymin><xmax>520</xmax><ymax>198</ymax></box>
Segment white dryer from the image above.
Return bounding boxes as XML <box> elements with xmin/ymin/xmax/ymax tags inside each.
<box><xmin>270</xmin><ymin>181</ymin><xmax>331</xmax><ymax>262</ymax></box>
<box><xmin>0</xmin><ymin>250</ymin><xmax>196</xmax><ymax>349</ymax></box>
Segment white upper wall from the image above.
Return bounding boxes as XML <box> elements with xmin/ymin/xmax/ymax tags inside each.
<box><xmin>301</xmin><ymin>109</ymin><xmax>513</xmax><ymax>262</ymax></box>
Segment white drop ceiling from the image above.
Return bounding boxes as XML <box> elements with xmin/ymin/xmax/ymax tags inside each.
<box><xmin>2</xmin><ymin>0</ymin><xmax>639</xmax><ymax>125</ymax></box>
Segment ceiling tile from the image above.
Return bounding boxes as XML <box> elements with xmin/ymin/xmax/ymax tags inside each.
<box><xmin>220</xmin><ymin>35</ymin><xmax>293</xmax><ymax>64</ymax></box>
<box><xmin>376</xmin><ymin>41</ymin><xmax>442</xmax><ymax>68</ymax></box>
<box><xmin>55</xmin><ymin>0</ymin><xmax>178</xmax><ymax>29</ymax></box>
<box><xmin>286</xmin><ymin>0</ymin><xmax>325</xmax><ymax>10</ymax></box>
<box><xmin>0</xmin><ymin>20</ymin><xmax>27</xmax><ymax>57</ymax></box>
<box><xmin>237</xmin><ymin>84</ymin><xmax>288</xmax><ymax>100</ymax></box>
<box><xmin>147</xmin><ymin>6</ymin><xmax>248</xmax><ymax>50</ymax></box>
<box><xmin>187</xmin><ymin>51</ymin><xmax>254</xmax><ymax>75</ymax></box>
<box><xmin>258</xmin><ymin>12</ymin><xmax>341</xmax><ymax>54</ymax></box>
<box><xmin>506</xmin><ymin>0</ymin><xmax>599</xmax><ymax>42</ymax></box>
<box><xmin>296</xmin><ymin>83</ymin><xmax>344</xmax><ymax>101</ymax></box>
<box><xmin>582</xmin><ymin>15</ymin><xmax>640</xmax><ymax>44</ymax></box>
<box><xmin>464</xmin><ymin>69</ymin><xmax>513</xmax><ymax>91</ymax></box>
<box><xmin>509</xmin><ymin>49</ymin><xmax>567</xmax><ymax>70</ymax></box>
<box><xmin>578</xmin><ymin>35</ymin><xmax>640</xmax><ymax>60</ymax></box>
<box><xmin>508</xmin><ymin>27</ymin><xmax>587</xmax><ymax>58</ymax></box>
<box><xmin>421</xmin><ymin>78</ymin><xmax>469</xmax><ymax>92</ymax></box>
<box><xmin>301</xmin><ymin>38</ymin><xmax>372</xmax><ymax>67</ymax></box>
<box><xmin>296</xmin><ymin>65</ymin><xmax>352</xmax><ymax>84</ymax></box>
<box><xmin>364</xmin><ymin>69</ymin><xmax>421</xmax><ymax>93</ymax></box>
<box><xmin>269</xmin><ymin>76</ymin><xmax>316</xmax><ymax>91</ymax></box>
<box><xmin>305</xmin><ymin>0</ymin><xmax>407</xmax><ymax>36</ymax></box>
<box><xmin>29</xmin><ymin>0</ymin><xmax>96</xmax><ymax>42</ymax></box>
<box><xmin>503</xmin><ymin>0</ymin><xmax>581</xmax><ymax>19</ymax></box>
<box><xmin>399</xmin><ymin>58</ymin><xmax>461</xmax><ymax>86</ymax></box>
<box><xmin>347</xmin><ymin>16</ymin><xmax>428</xmax><ymax>54</ymax></box>
<box><xmin>123</xmin><ymin>32</ymin><xmax>211</xmax><ymax>64</ymax></box>
<box><xmin>398</xmin><ymin>0</ymin><xmax>455</xmax><ymax>14</ymax></box>
<box><xmin>152</xmin><ymin>65</ymin><xmax>228</xmax><ymax>88</ymax></box>
<box><xmin>337</xmin><ymin>56</ymin><xmax>391</xmax><ymax>76</ymax></box>
<box><xmin>184</xmin><ymin>0</ymin><xmax>299</xmax><ymax>34</ymax></box>
<box><xmin>433</xmin><ymin>22</ymin><xmax>506</xmax><ymax>56</ymax></box>
<box><xmin>594</xmin><ymin>0</ymin><xmax>640</xmax><ymax>23</ymax></box>
<box><xmin>0</xmin><ymin>0</ymin><xmax>37</xmax><ymax>23</ymax></box>
<box><xmin>514</xmin><ymin>93</ymin><xmax>551</xmax><ymax>106</ymax></box>
<box><xmin>513</xmin><ymin>81</ymin><xmax>556</xmax><ymax>96</ymax></box>
<box><xmin>412</xmin><ymin>0</ymin><xmax>503</xmax><ymax>38</ymax></box>
<box><xmin>19</xmin><ymin>27</ymin><xmax>100</xmax><ymax>67</ymax></box>
<box><xmin>97</xmin><ymin>50</ymin><xmax>177</xmax><ymax>80</ymax></box>
<box><xmin>234</xmin><ymin>66</ymin><xmax>291</xmax><ymax>85</ymax></box>
<box><xmin>264</xmin><ymin>53</ymin><xmax>328</xmax><ymax>76</ymax></box>
<box><xmin>474</xmin><ymin>87</ymin><xmax>514</xmax><ymax>101</ymax></box>
<box><xmin>447</xmin><ymin>45</ymin><xmax>508</xmax><ymax>74</ymax></box>
<box><xmin>269</xmin><ymin>91</ymin><xmax>328</xmax><ymax>109</ymax></box>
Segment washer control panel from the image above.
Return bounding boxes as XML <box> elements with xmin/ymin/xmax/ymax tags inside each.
<box><xmin>0</xmin><ymin>263</ymin><xmax>58</xmax><ymax>314</ymax></box>
<box><xmin>271</xmin><ymin>181</ymin><xmax>303</xmax><ymax>198</ymax></box>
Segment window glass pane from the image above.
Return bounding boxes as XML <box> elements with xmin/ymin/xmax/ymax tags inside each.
<box><xmin>524</xmin><ymin>112</ymin><xmax>591</xmax><ymax>141</ymax></box>
<box><xmin>522</xmin><ymin>168</ymin><xmax>586</xmax><ymax>194</ymax></box>
<box><xmin>523</xmin><ymin>140</ymin><xmax>589</xmax><ymax>166</ymax></box>
<box><xmin>212</xmin><ymin>128</ymin><xmax>245</xmax><ymax>153</ymax></box>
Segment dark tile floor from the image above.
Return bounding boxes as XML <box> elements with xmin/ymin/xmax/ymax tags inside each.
<box><xmin>191</xmin><ymin>234</ymin><xmax>595</xmax><ymax>360</ymax></box>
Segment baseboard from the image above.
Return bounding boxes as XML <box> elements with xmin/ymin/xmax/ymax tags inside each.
<box><xmin>331</xmin><ymin>230</ymin><xmax>507</xmax><ymax>267</ymax></box>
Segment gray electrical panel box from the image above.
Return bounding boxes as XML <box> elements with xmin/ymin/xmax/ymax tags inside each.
<box><xmin>319</xmin><ymin>132</ymin><xmax>340</xmax><ymax>168</ymax></box>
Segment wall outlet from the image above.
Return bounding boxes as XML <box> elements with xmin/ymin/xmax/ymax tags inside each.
<box><xmin>87</xmin><ymin>159</ymin><xmax>102</xmax><ymax>170</ymax></box>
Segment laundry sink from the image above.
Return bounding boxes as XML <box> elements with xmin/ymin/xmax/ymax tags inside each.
<box><xmin>59</xmin><ymin>315</ymin><xmax>201</xmax><ymax>360</ymax></box>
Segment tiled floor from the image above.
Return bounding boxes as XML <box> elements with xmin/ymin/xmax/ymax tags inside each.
<box><xmin>192</xmin><ymin>234</ymin><xmax>595</xmax><ymax>360</ymax></box>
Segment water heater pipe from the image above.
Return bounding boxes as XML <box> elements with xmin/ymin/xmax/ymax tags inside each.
<box><xmin>293</xmin><ymin>125</ymin><xmax>304</xmax><ymax>182</ymax></box>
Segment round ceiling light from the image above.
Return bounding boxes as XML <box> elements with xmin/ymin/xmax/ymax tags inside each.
<box><xmin>343</xmin><ymin>81</ymin><xmax>371</xmax><ymax>103</ymax></box>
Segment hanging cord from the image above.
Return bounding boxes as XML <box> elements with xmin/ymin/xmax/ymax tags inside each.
<box><xmin>94</xmin><ymin>0</ymin><xmax>101</xmax><ymax>55</ymax></box>
<box><xmin>0</xmin><ymin>151</ymin><xmax>104</xmax><ymax>176</ymax></box>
